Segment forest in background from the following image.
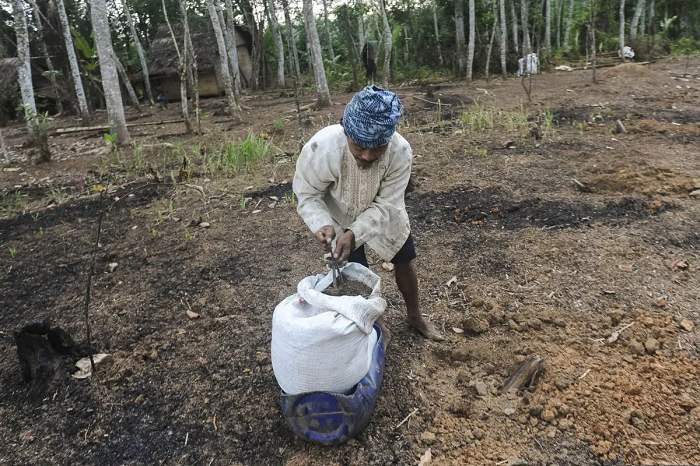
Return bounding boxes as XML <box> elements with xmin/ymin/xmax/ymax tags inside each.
<box><xmin>0</xmin><ymin>0</ymin><xmax>699</xmax><ymax>153</ymax></box>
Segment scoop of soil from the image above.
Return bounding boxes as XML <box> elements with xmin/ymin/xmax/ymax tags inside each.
<box><xmin>322</xmin><ymin>277</ymin><xmax>373</xmax><ymax>298</ymax></box>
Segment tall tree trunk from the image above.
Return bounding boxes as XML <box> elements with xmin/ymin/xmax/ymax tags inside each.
<box><xmin>630</xmin><ymin>0</ymin><xmax>646</xmax><ymax>38</ymax></box>
<box><xmin>378</xmin><ymin>0</ymin><xmax>392</xmax><ymax>88</ymax></box>
<box><xmin>90</xmin><ymin>0</ymin><xmax>130</xmax><ymax>144</ymax></box>
<box><xmin>55</xmin><ymin>0</ymin><xmax>89</xmax><ymax>117</ymax></box>
<box><xmin>0</xmin><ymin>127</ymin><xmax>8</xmax><ymax>164</ymax></box>
<box><xmin>619</xmin><ymin>0</ymin><xmax>625</xmax><ymax>61</ymax></box>
<box><xmin>181</xmin><ymin>0</ymin><xmax>200</xmax><ymax>133</ymax></box>
<box><xmin>510</xmin><ymin>0</ymin><xmax>519</xmax><ymax>54</ymax></box>
<box><xmin>28</xmin><ymin>0</ymin><xmax>62</xmax><ymax>114</ymax></box>
<box><xmin>500</xmin><ymin>0</ymin><xmax>508</xmax><ymax>77</ymax></box>
<box><xmin>648</xmin><ymin>0</ymin><xmax>655</xmax><ymax>36</ymax></box>
<box><xmin>163</xmin><ymin>0</ymin><xmax>191</xmax><ymax>133</ymax></box>
<box><xmin>357</xmin><ymin>0</ymin><xmax>365</xmax><ymax>51</ymax></box>
<box><xmin>217</xmin><ymin>2</ymin><xmax>237</xmax><ymax>97</ymax></box>
<box><xmin>281</xmin><ymin>0</ymin><xmax>303</xmax><ymax>136</ymax></box>
<box><xmin>590</xmin><ymin>0</ymin><xmax>597</xmax><ymax>83</ymax></box>
<box><xmin>466</xmin><ymin>0</ymin><xmax>475</xmax><ymax>81</ymax></box>
<box><xmin>207</xmin><ymin>0</ymin><xmax>238</xmax><ymax>118</ymax></box>
<box><xmin>225</xmin><ymin>0</ymin><xmax>244</xmax><ymax>93</ymax></box>
<box><xmin>266</xmin><ymin>0</ymin><xmax>285</xmax><ymax>86</ymax></box>
<box><xmin>432</xmin><ymin>2</ymin><xmax>444</xmax><ymax>66</ymax></box>
<box><xmin>322</xmin><ymin>0</ymin><xmax>336</xmax><ymax>67</ymax></box>
<box><xmin>486</xmin><ymin>2</ymin><xmax>498</xmax><ymax>80</ymax></box>
<box><xmin>123</xmin><ymin>0</ymin><xmax>153</xmax><ymax>105</ymax></box>
<box><xmin>302</xmin><ymin>0</ymin><xmax>332</xmax><ymax>106</ymax></box>
<box><xmin>237</xmin><ymin>0</ymin><xmax>261</xmax><ymax>89</ymax></box>
<box><xmin>14</xmin><ymin>0</ymin><xmax>36</xmax><ymax>134</ymax></box>
<box><xmin>115</xmin><ymin>58</ymin><xmax>142</xmax><ymax>113</ymax></box>
<box><xmin>638</xmin><ymin>2</ymin><xmax>645</xmax><ymax>37</ymax></box>
<box><xmin>556</xmin><ymin>0</ymin><xmax>564</xmax><ymax>49</ymax></box>
<box><xmin>455</xmin><ymin>0</ymin><xmax>466</xmax><ymax>75</ymax></box>
<box><xmin>403</xmin><ymin>25</ymin><xmax>410</xmax><ymax>68</ymax></box>
<box><xmin>545</xmin><ymin>0</ymin><xmax>552</xmax><ymax>55</ymax></box>
<box><xmin>564</xmin><ymin>0</ymin><xmax>574</xmax><ymax>49</ymax></box>
<box><xmin>521</xmin><ymin>0</ymin><xmax>531</xmax><ymax>57</ymax></box>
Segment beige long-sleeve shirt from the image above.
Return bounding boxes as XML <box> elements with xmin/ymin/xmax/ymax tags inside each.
<box><xmin>292</xmin><ymin>124</ymin><xmax>412</xmax><ymax>261</ymax></box>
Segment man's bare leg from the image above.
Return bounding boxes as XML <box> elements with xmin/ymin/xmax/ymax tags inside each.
<box><xmin>375</xmin><ymin>316</ymin><xmax>391</xmax><ymax>348</ymax></box>
<box><xmin>395</xmin><ymin>261</ymin><xmax>444</xmax><ymax>341</ymax></box>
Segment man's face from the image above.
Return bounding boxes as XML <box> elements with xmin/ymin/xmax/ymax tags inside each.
<box><xmin>346</xmin><ymin>137</ymin><xmax>389</xmax><ymax>169</ymax></box>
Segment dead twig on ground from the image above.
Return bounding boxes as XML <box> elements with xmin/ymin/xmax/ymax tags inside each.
<box><xmin>395</xmin><ymin>408</ymin><xmax>419</xmax><ymax>429</ymax></box>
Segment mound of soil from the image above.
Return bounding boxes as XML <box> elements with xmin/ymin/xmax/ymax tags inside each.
<box><xmin>600</xmin><ymin>63</ymin><xmax>665</xmax><ymax>79</ymax></box>
<box><xmin>322</xmin><ymin>278</ymin><xmax>372</xmax><ymax>297</ymax></box>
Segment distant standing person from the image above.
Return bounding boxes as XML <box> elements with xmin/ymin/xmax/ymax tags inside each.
<box><xmin>292</xmin><ymin>86</ymin><xmax>444</xmax><ymax>343</ymax></box>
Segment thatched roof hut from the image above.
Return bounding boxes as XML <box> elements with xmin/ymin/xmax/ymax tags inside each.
<box><xmin>140</xmin><ymin>24</ymin><xmax>253</xmax><ymax>98</ymax></box>
<box><xmin>0</xmin><ymin>57</ymin><xmax>57</xmax><ymax>100</ymax></box>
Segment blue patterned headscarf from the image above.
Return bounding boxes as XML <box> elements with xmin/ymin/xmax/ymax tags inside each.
<box><xmin>342</xmin><ymin>86</ymin><xmax>403</xmax><ymax>148</ymax></box>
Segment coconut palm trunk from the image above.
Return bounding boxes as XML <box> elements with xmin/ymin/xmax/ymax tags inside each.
<box><xmin>266</xmin><ymin>0</ymin><xmax>285</xmax><ymax>87</ymax></box>
<box><xmin>322</xmin><ymin>0</ymin><xmax>336</xmax><ymax>68</ymax></box>
<box><xmin>302</xmin><ymin>0</ymin><xmax>332</xmax><ymax>106</ymax></box>
<box><xmin>500</xmin><ymin>0</ymin><xmax>508</xmax><ymax>77</ymax></box>
<box><xmin>466</xmin><ymin>0</ymin><xmax>475</xmax><ymax>81</ymax></box>
<box><xmin>545</xmin><ymin>0</ymin><xmax>552</xmax><ymax>56</ymax></box>
<box><xmin>206</xmin><ymin>0</ymin><xmax>238</xmax><ymax>118</ymax></box>
<box><xmin>123</xmin><ymin>0</ymin><xmax>154</xmax><ymax>105</ymax></box>
<box><xmin>115</xmin><ymin>58</ymin><xmax>142</xmax><ymax>113</ymax></box>
<box><xmin>163</xmin><ymin>0</ymin><xmax>190</xmax><ymax>133</ymax></box>
<box><xmin>455</xmin><ymin>0</ymin><xmax>466</xmax><ymax>75</ymax></box>
<box><xmin>630</xmin><ymin>0</ymin><xmax>646</xmax><ymax>38</ymax></box>
<box><xmin>55</xmin><ymin>0</ymin><xmax>89</xmax><ymax>117</ymax></box>
<box><xmin>510</xmin><ymin>0</ymin><xmax>519</xmax><ymax>53</ymax></box>
<box><xmin>13</xmin><ymin>0</ymin><xmax>37</xmax><ymax>133</ymax></box>
<box><xmin>564</xmin><ymin>0</ymin><xmax>574</xmax><ymax>49</ymax></box>
<box><xmin>432</xmin><ymin>2</ymin><xmax>444</xmax><ymax>66</ymax></box>
<box><xmin>357</xmin><ymin>0</ymin><xmax>365</xmax><ymax>51</ymax></box>
<box><xmin>90</xmin><ymin>0</ymin><xmax>130</xmax><ymax>145</ymax></box>
<box><xmin>181</xmin><ymin>0</ymin><xmax>200</xmax><ymax>133</ymax></box>
<box><xmin>619</xmin><ymin>0</ymin><xmax>625</xmax><ymax>61</ymax></box>
<box><xmin>521</xmin><ymin>0</ymin><xmax>532</xmax><ymax>57</ymax></box>
<box><xmin>28</xmin><ymin>0</ymin><xmax>62</xmax><ymax>114</ymax></box>
<box><xmin>378</xmin><ymin>0</ymin><xmax>392</xmax><ymax>88</ymax></box>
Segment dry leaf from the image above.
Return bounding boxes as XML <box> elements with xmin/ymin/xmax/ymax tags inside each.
<box><xmin>199</xmin><ymin>222</ymin><xmax>210</xmax><ymax>228</ymax></box>
<box><xmin>187</xmin><ymin>310</ymin><xmax>200</xmax><ymax>319</ymax></box>
<box><xmin>446</xmin><ymin>276</ymin><xmax>457</xmax><ymax>286</ymax></box>
<box><xmin>656</xmin><ymin>298</ymin><xmax>667</xmax><ymax>308</ymax></box>
<box><xmin>618</xmin><ymin>264</ymin><xmax>633</xmax><ymax>272</ymax></box>
<box><xmin>382</xmin><ymin>262</ymin><xmax>395</xmax><ymax>272</ymax></box>
<box><xmin>72</xmin><ymin>353</ymin><xmax>112</xmax><ymax>379</ymax></box>
<box><xmin>453</xmin><ymin>327</ymin><xmax>464</xmax><ymax>334</ymax></box>
<box><xmin>418</xmin><ymin>448</ymin><xmax>432</xmax><ymax>466</ymax></box>
<box><xmin>107</xmin><ymin>262</ymin><xmax>118</xmax><ymax>273</ymax></box>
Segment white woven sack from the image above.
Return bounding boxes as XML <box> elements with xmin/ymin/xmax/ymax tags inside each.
<box><xmin>271</xmin><ymin>263</ymin><xmax>386</xmax><ymax>395</ymax></box>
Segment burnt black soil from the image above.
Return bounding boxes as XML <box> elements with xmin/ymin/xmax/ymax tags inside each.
<box><xmin>408</xmin><ymin>186</ymin><xmax>676</xmax><ymax>230</ymax></box>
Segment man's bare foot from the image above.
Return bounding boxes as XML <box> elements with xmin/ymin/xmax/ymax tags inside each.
<box><xmin>407</xmin><ymin>316</ymin><xmax>444</xmax><ymax>341</ymax></box>
<box><xmin>376</xmin><ymin>319</ymin><xmax>392</xmax><ymax>348</ymax></box>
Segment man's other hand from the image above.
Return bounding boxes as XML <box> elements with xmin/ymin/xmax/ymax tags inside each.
<box><xmin>314</xmin><ymin>225</ymin><xmax>336</xmax><ymax>253</ymax></box>
<box><xmin>334</xmin><ymin>230</ymin><xmax>355</xmax><ymax>262</ymax></box>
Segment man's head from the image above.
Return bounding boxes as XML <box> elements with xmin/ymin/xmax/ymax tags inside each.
<box><xmin>342</xmin><ymin>86</ymin><xmax>402</xmax><ymax>168</ymax></box>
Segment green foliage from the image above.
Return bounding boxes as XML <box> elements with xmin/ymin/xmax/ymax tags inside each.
<box><xmin>273</xmin><ymin>118</ymin><xmax>285</xmax><ymax>131</ymax></box>
<box><xmin>672</xmin><ymin>37</ymin><xmax>700</xmax><ymax>57</ymax></box>
<box><xmin>3</xmin><ymin>191</ymin><xmax>27</xmax><ymax>217</ymax></box>
<box><xmin>461</xmin><ymin>104</ymin><xmax>535</xmax><ymax>138</ymax></box>
<box><xmin>209</xmin><ymin>132</ymin><xmax>273</xmax><ymax>174</ymax></box>
<box><xmin>49</xmin><ymin>184</ymin><xmax>69</xmax><ymax>205</ymax></box>
<box><xmin>9</xmin><ymin>247</ymin><xmax>16</xmax><ymax>258</ymax></box>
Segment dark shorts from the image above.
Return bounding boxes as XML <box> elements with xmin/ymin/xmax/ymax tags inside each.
<box><xmin>347</xmin><ymin>234</ymin><xmax>416</xmax><ymax>267</ymax></box>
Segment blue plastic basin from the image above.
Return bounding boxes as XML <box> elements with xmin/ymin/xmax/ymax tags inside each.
<box><xmin>280</xmin><ymin>325</ymin><xmax>386</xmax><ymax>445</ymax></box>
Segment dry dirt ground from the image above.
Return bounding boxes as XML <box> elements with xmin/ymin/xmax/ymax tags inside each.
<box><xmin>1</xmin><ymin>58</ymin><xmax>699</xmax><ymax>466</ymax></box>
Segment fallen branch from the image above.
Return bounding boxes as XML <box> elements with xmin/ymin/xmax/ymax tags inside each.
<box><xmin>412</xmin><ymin>95</ymin><xmax>452</xmax><ymax>106</ymax></box>
<box><xmin>55</xmin><ymin>119</ymin><xmax>186</xmax><ymax>134</ymax></box>
<box><xmin>395</xmin><ymin>408</ymin><xmax>419</xmax><ymax>429</ymax></box>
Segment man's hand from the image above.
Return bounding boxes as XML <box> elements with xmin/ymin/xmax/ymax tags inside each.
<box><xmin>333</xmin><ymin>230</ymin><xmax>355</xmax><ymax>263</ymax></box>
<box><xmin>314</xmin><ymin>225</ymin><xmax>336</xmax><ymax>253</ymax></box>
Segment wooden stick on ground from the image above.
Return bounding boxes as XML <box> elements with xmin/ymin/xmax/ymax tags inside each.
<box><xmin>500</xmin><ymin>356</ymin><xmax>545</xmax><ymax>394</ymax></box>
<box><xmin>395</xmin><ymin>408</ymin><xmax>419</xmax><ymax>429</ymax></box>
<box><xmin>55</xmin><ymin>119</ymin><xmax>186</xmax><ymax>134</ymax></box>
